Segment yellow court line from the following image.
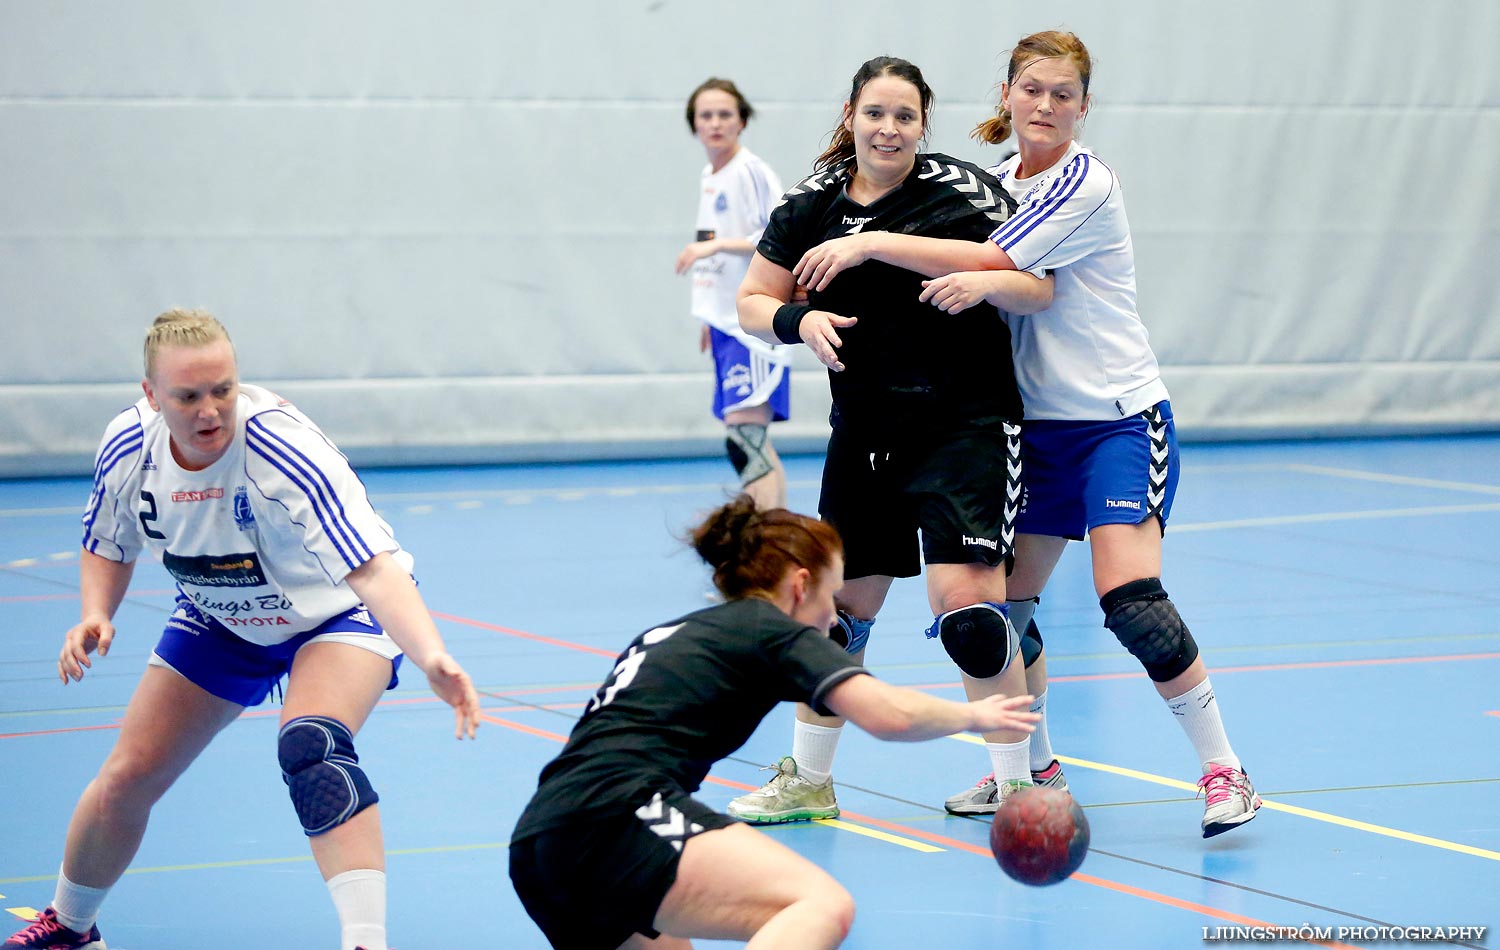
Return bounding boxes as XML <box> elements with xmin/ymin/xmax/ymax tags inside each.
<box><xmin>948</xmin><ymin>734</ymin><xmax>1500</xmax><ymax>861</ymax></box>
<box><xmin>5</xmin><ymin>907</ymin><xmax>40</xmax><ymax>922</ymax></box>
<box><xmin>814</xmin><ymin>818</ymin><xmax>944</xmax><ymax>853</ymax></box>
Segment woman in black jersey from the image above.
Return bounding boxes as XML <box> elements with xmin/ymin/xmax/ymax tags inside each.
<box><xmin>509</xmin><ymin>496</ymin><xmax>1038</xmax><ymax>950</ymax></box>
<box><xmin>732</xmin><ymin>57</ymin><xmax>1056</xmax><ymax>823</ymax></box>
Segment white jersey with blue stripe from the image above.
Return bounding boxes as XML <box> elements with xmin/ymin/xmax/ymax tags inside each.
<box><xmin>987</xmin><ymin>142</ymin><xmax>1169</xmax><ymax>421</ymax></box>
<box><xmin>81</xmin><ymin>384</ymin><xmax>409</xmax><ymax>645</ymax></box>
<box><xmin>690</xmin><ymin>147</ymin><xmax>791</xmax><ymax>362</ymax></box>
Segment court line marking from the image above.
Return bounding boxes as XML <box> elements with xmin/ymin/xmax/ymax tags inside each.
<box><xmin>431</xmin><ymin>610</ymin><xmax>618</xmax><ymax>658</ymax></box>
<box><xmin>903</xmin><ymin>649</ymin><xmax>1500</xmax><ymax>691</ymax></box>
<box><xmin>947</xmin><ymin>735</ymin><xmax>1500</xmax><ymax>861</ymax></box>
<box><xmin>813</xmin><ymin>819</ymin><xmax>944</xmax><ymax>853</ymax></box>
<box><xmin>478</xmin><ymin>712</ymin><xmax>1364</xmax><ymax>948</ymax></box>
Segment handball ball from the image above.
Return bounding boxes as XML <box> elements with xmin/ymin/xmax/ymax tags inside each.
<box><xmin>989</xmin><ymin>786</ymin><xmax>1090</xmax><ymax>886</ymax></box>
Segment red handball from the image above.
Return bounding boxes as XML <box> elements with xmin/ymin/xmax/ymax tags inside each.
<box><xmin>989</xmin><ymin>786</ymin><xmax>1090</xmax><ymax>886</ymax></box>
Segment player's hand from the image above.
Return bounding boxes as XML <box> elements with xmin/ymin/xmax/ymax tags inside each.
<box><xmin>793</xmin><ymin>233</ymin><xmax>881</xmax><ymax>292</ymax></box>
<box><xmin>675</xmin><ymin>240</ymin><xmax>717</xmax><ymax>275</ymax></box>
<box><xmin>967</xmin><ymin>694</ymin><xmax>1039</xmax><ymax>734</ymax></box>
<box><xmin>423</xmin><ymin>652</ymin><xmax>481</xmax><ymax>739</ymax></box>
<box><xmin>919</xmin><ymin>272</ymin><xmax>997</xmax><ymax>314</ymax></box>
<box><xmin>800</xmin><ymin>310</ymin><xmax>858</xmax><ymax>372</ymax></box>
<box><xmin>59</xmin><ymin>616</ymin><xmax>115</xmax><ymax>684</ymax></box>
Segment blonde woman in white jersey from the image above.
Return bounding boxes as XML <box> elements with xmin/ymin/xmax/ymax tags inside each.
<box><xmin>675</xmin><ymin>78</ymin><xmax>790</xmax><ymax>509</ymax></box>
<box><xmin>789</xmin><ymin>31</ymin><xmax>1259</xmax><ymax>838</ymax></box>
<box><xmin>3</xmin><ymin>311</ymin><xmax>480</xmax><ymax>950</ymax></box>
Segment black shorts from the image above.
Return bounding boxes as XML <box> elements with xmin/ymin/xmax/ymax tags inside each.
<box><xmin>509</xmin><ymin>791</ymin><xmax>734</xmax><ymax>950</ymax></box>
<box><xmin>819</xmin><ymin>423</ymin><xmax>1021</xmax><ymax>580</ymax></box>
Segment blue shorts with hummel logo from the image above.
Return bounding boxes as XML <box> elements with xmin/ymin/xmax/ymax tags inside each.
<box><xmin>1018</xmin><ymin>400</ymin><xmax>1179</xmax><ymax>541</ymax></box>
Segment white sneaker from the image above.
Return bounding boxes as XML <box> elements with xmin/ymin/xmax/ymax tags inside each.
<box><xmin>727</xmin><ymin>756</ymin><xmax>838</xmax><ymax>824</ymax></box>
<box><xmin>944</xmin><ymin>775</ymin><xmax>1032</xmax><ymax>815</ymax></box>
<box><xmin>1198</xmin><ymin>764</ymin><xmax>1261</xmax><ymax>837</ymax></box>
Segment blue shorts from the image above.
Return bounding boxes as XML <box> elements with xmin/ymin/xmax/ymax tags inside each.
<box><xmin>709</xmin><ymin>327</ymin><xmax>790</xmax><ymax>422</ymax></box>
<box><xmin>1018</xmin><ymin>401</ymin><xmax>1180</xmax><ymax>541</ymax></box>
<box><xmin>150</xmin><ymin>593</ymin><xmax>403</xmax><ymax>707</ymax></box>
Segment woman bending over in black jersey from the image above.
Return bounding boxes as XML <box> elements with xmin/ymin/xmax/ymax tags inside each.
<box><xmin>509</xmin><ymin>496</ymin><xmax>1037</xmax><ymax>950</ymax></box>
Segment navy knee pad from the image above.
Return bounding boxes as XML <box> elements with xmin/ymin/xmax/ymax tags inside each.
<box><xmin>828</xmin><ymin>609</ymin><xmax>874</xmax><ymax>655</ymax></box>
<box><xmin>277</xmin><ymin>716</ymin><xmax>379</xmax><ymax>836</ymax></box>
<box><xmin>924</xmin><ymin>602</ymin><xmax>1019</xmax><ymax>679</ymax></box>
<box><xmin>1100</xmin><ymin>578</ymin><xmax>1199</xmax><ymax>682</ymax></box>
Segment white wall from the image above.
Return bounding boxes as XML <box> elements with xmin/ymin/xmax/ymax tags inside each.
<box><xmin>3</xmin><ymin>1</ymin><xmax>1497</xmax><ymax>475</ymax></box>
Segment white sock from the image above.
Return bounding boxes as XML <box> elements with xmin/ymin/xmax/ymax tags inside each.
<box><xmin>1165</xmin><ymin>678</ymin><xmax>1240</xmax><ymax>773</ymax></box>
<box><xmin>51</xmin><ymin>869</ymin><xmax>109</xmax><ymax>934</ymax></box>
<box><xmin>792</xmin><ymin>721</ymin><xmax>843</xmax><ymax>784</ymax></box>
<box><xmin>1027</xmin><ymin>689</ymin><xmax>1056</xmax><ymax>771</ymax></box>
<box><xmin>985</xmin><ymin>738</ymin><xmax>1030</xmax><ymax>785</ymax></box>
<box><xmin>327</xmin><ymin>868</ymin><xmax>387</xmax><ymax>950</ymax></box>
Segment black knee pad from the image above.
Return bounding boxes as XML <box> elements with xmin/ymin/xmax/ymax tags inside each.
<box><xmin>725</xmin><ymin>423</ymin><xmax>773</xmax><ymax>487</ymax></box>
<box><xmin>1007</xmin><ymin>597</ymin><xmax>1044</xmax><ymax>667</ymax></box>
<box><xmin>1020</xmin><ymin>618</ymin><xmax>1044</xmax><ymax>667</ymax></box>
<box><xmin>278</xmin><ymin>716</ymin><xmax>379</xmax><ymax>836</ymax></box>
<box><xmin>828</xmin><ymin>609</ymin><xmax>874</xmax><ymax>654</ymax></box>
<box><xmin>924</xmin><ymin>602</ymin><xmax>1019</xmax><ymax>679</ymax></box>
<box><xmin>1100</xmin><ymin>578</ymin><xmax>1199</xmax><ymax>682</ymax></box>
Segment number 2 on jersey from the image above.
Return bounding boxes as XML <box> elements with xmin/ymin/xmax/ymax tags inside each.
<box><xmin>584</xmin><ymin>623</ymin><xmax>683</xmax><ymax>715</ymax></box>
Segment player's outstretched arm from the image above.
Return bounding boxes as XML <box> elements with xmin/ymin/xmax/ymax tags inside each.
<box><xmin>920</xmin><ymin>270</ymin><xmax>1055</xmax><ymax>315</ymax></box>
<box><xmin>795</xmin><ymin>233</ymin><xmax>1019</xmax><ymax>291</ymax></box>
<box><xmin>59</xmin><ymin>549</ymin><xmax>136</xmax><ymax>684</ymax></box>
<box><xmin>345</xmin><ymin>553</ymin><xmax>481</xmax><ymax>739</ymax></box>
<box><xmin>824</xmin><ymin>674</ymin><xmax>1037</xmax><ymax>742</ymax></box>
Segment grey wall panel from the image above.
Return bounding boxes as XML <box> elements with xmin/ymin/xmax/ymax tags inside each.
<box><xmin>3</xmin><ymin>1</ymin><xmax>1497</xmax><ymax>476</ymax></box>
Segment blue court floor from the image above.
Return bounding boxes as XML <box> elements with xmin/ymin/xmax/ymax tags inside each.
<box><xmin>2</xmin><ymin>434</ymin><xmax>1497</xmax><ymax>949</ymax></box>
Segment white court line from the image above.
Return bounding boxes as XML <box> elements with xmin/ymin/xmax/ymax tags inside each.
<box><xmin>1280</xmin><ymin>463</ymin><xmax>1500</xmax><ymax>495</ymax></box>
<box><xmin>1171</xmin><ymin>501</ymin><xmax>1500</xmax><ymax>534</ymax></box>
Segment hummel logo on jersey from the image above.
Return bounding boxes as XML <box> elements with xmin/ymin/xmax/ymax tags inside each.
<box><xmin>842</xmin><ymin>215</ymin><xmax>874</xmax><ymax>226</ymax></box>
<box><xmin>962</xmin><ymin>535</ymin><xmax>999</xmax><ymax>550</ymax></box>
<box><xmin>1105</xmin><ymin>498</ymin><xmax>1142</xmax><ymax>510</ymax></box>
<box><xmin>141</xmin><ymin>449</ymin><xmax>157</xmax><ymax>471</ymax></box>
<box><xmin>917</xmin><ymin>159</ymin><xmax>1010</xmax><ymax>222</ymax></box>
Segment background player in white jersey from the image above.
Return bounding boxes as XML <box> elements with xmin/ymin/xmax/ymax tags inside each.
<box><xmin>731</xmin><ymin>57</ymin><xmax>1055</xmax><ymax>825</ymax></box>
<box><xmin>509</xmin><ymin>495</ymin><xmax>1038</xmax><ymax>949</ymax></box>
<box><xmin>674</xmin><ymin>78</ymin><xmax>791</xmax><ymax>509</ymax></box>
<box><xmin>790</xmin><ymin>32</ymin><xmax>1259</xmax><ymax>837</ymax></box>
<box><xmin>4</xmin><ymin>311</ymin><xmax>481</xmax><ymax>950</ymax></box>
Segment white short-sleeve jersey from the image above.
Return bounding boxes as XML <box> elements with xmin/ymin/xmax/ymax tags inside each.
<box><xmin>80</xmin><ymin>384</ymin><xmax>411</xmax><ymax>645</ymax></box>
<box><xmin>987</xmin><ymin>142</ymin><xmax>1169</xmax><ymax>421</ymax></box>
<box><xmin>690</xmin><ymin>147</ymin><xmax>790</xmax><ymax>361</ymax></box>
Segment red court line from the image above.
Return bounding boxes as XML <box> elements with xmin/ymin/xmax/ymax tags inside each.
<box><xmin>481</xmin><ymin>714</ymin><xmax>1362</xmax><ymax>947</ymax></box>
<box><xmin>431</xmin><ymin>610</ymin><xmax>618</xmax><ymax>658</ymax></box>
<box><xmin>906</xmin><ymin>650</ymin><xmax>1500</xmax><ymax>690</ymax></box>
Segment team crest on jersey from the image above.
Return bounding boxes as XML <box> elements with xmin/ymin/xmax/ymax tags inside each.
<box><xmin>233</xmin><ymin>486</ymin><xmax>255</xmax><ymax>531</ymax></box>
<box><xmin>714</xmin><ymin>192</ymin><xmax>728</xmax><ymax>213</ymax></box>
<box><xmin>141</xmin><ymin>448</ymin><xmax>157</xmax><ymax>472</ymax></box>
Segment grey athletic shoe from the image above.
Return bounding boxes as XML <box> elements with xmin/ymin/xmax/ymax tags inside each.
<box><xmin>944</xmin><ymin>774</ymin><xmax>1033</xmax><ymax>815</ymax></box>
<box><xmin>1031</xmin><ymin>759</ymin><xmax>1069</xmax><ymax>791</ymax></box>
<box><xmin>727</xmin><ymin>756</ymin><xmax>839</xmax><ymax>823</ymax></box>
<box><xmin>1198</xmin><ymin>764</ymin><xmax>1261</xmax><ymax>837</ymax></box>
